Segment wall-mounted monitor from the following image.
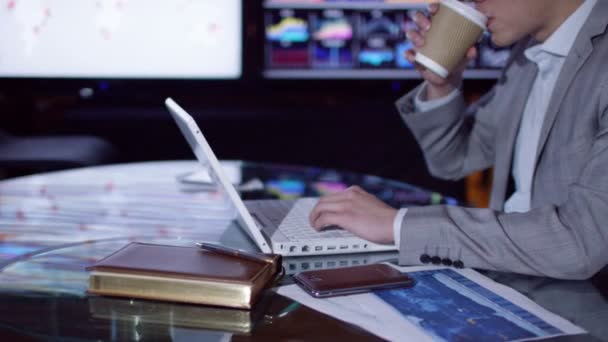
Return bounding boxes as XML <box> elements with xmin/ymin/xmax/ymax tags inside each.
<box><xmin>0</xmin><ymin>0</ymin><xmax>242</xmax><ymax>79</ymax></box>
<box><xmin>262</xmin><ymin>0</ymin><xmax>510</xmax><ymax>79</ymax></box>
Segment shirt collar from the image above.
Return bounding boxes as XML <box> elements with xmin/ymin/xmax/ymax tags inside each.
<box><xmin>539</xmin><ymin>0</ymin><xmax>597</xmax><ymax>57</ymax></box>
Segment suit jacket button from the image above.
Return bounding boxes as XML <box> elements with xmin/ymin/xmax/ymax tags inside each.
<box><xmin>420</xmin><ymin>254</ymin><xmax>431</xmax><ymax>264</ymax></box>
<box><xmin>431</xmin><ymin>256</ymin><xmax>442</xmax><ymax>265</ymax></box>
<box><xmin>453</xmin><ymin>260</ymin><xmax>464</xmax><ymax>269</ymax></box>
<box><xmin>442</xmin><ymin>258</ymin><xmax>452</xmax><ymax>266</ymax></box>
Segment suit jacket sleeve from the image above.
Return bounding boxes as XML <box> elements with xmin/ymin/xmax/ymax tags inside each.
<box><xmin>396</xmin><ymin>81</ymin><xmax>512</xmax><ymax>181</ymax></box>
<box><xmin>396</xmin><ymin>81</ymin><xmax>608</xmax><ymax>280</ymax></box>
<box><xmin>394</xmin><ymin>40</ymin><xmax>529</xmax><ymax>182</ymax></box>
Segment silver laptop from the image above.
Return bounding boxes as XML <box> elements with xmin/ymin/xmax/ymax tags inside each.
<box><xmin>165</xmin><ymin>98</ymin><xmax>396</xmax><ymax>256</ymax></box>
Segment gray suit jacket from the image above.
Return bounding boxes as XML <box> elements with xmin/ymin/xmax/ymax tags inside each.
<box><xmin>395</xmin><ymin>1</ymin><xmax>608</xmax><ymax>279</ymax></box>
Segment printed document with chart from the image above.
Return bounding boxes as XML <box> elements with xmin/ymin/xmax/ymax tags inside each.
<box><xmin>279</xmin><ymin>266</ymin><xmax>585</xmax><ymax>341</ymax></box>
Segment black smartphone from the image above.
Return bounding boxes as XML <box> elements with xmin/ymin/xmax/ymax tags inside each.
<box><xmin>293</xmin><ymin>263</ymin><xmax>415</xmax><ymax>298</ymax></box>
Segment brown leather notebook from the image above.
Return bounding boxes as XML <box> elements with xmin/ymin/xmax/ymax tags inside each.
<box><xmin>87</xmin><ymin>242</ymin><xmax>282</xmax><ymax>309</ymax></box>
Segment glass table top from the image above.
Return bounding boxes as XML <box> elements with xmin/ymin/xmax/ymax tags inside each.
<box><xmin>0</xmin><ymin>161</ymin><xmax>605</xmax><ymax>341</ymax></box>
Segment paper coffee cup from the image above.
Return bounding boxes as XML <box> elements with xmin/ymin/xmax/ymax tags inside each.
<box><xmin>414</xmin><ymin>0</ymin><xmax>487</xmax><ymax>78</ymax></box>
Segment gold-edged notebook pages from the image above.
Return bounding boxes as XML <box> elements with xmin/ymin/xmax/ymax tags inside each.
<box><xmin>87</xmin><ymin>242</ymin><xmax>282</xmax><ymax>309</ymax></box>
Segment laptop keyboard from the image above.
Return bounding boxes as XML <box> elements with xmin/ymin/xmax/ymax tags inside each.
<box><xmin>246</xmin><ymin>198</ymin><xmax>354</xmax><ymax>241</ymax></box>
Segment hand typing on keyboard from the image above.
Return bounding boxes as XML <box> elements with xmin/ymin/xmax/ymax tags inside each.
<box><xmin>309</xmin><ymin>186</ymin><xmax>397</xmax><ymax>245</ymax></box>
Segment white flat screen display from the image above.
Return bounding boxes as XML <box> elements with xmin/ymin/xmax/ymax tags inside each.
<box><xmin>0</xmin><ymin>0</ymin><xmax>242</xmax><ymax>79</ymax></box>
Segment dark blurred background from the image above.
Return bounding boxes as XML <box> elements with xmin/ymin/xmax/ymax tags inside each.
<box><xmin>0</xmin><ymin>0</ymin><xmax>503</xmax><ymax>203</ymax></box>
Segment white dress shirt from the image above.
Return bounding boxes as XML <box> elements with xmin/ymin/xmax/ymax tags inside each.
<box><xmin>393</xmin><ymin>0</ymin><xmax>597</xmax><ymax>246</ymax></box>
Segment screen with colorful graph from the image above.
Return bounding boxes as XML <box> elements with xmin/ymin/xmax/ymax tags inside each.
<box><xmin>0</xmin><ymin>0</ymin><xmax>242</xmax><ymax>79</ymax></box>
<box><xmin>263</xmin><ymin>0</ymin><xmax>510</xmax><ymax>79</ymax></box>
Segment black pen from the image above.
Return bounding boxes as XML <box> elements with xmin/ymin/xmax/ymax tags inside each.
<box><xmin>196</xmin><ymin>242</ymin><xmax>275</xmax><ymax>264</ymax></box>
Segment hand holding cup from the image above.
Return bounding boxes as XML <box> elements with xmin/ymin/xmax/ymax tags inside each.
<box><xmin>405</xmin><ymin>1</ymin><xmax>487</xmax><ymax>100</ymax></box>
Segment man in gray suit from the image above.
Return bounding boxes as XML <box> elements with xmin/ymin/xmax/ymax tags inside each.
<box><xmin>309</xmin><ymin>0</ymin><xmax>608</xmax><ymax>279</ymax></box>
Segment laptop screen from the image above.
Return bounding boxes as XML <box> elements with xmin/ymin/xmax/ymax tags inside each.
<box><xmin>165</xmin><ymin>98</ymin><xmax>272</xmax><ymax>253</ymax></box>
